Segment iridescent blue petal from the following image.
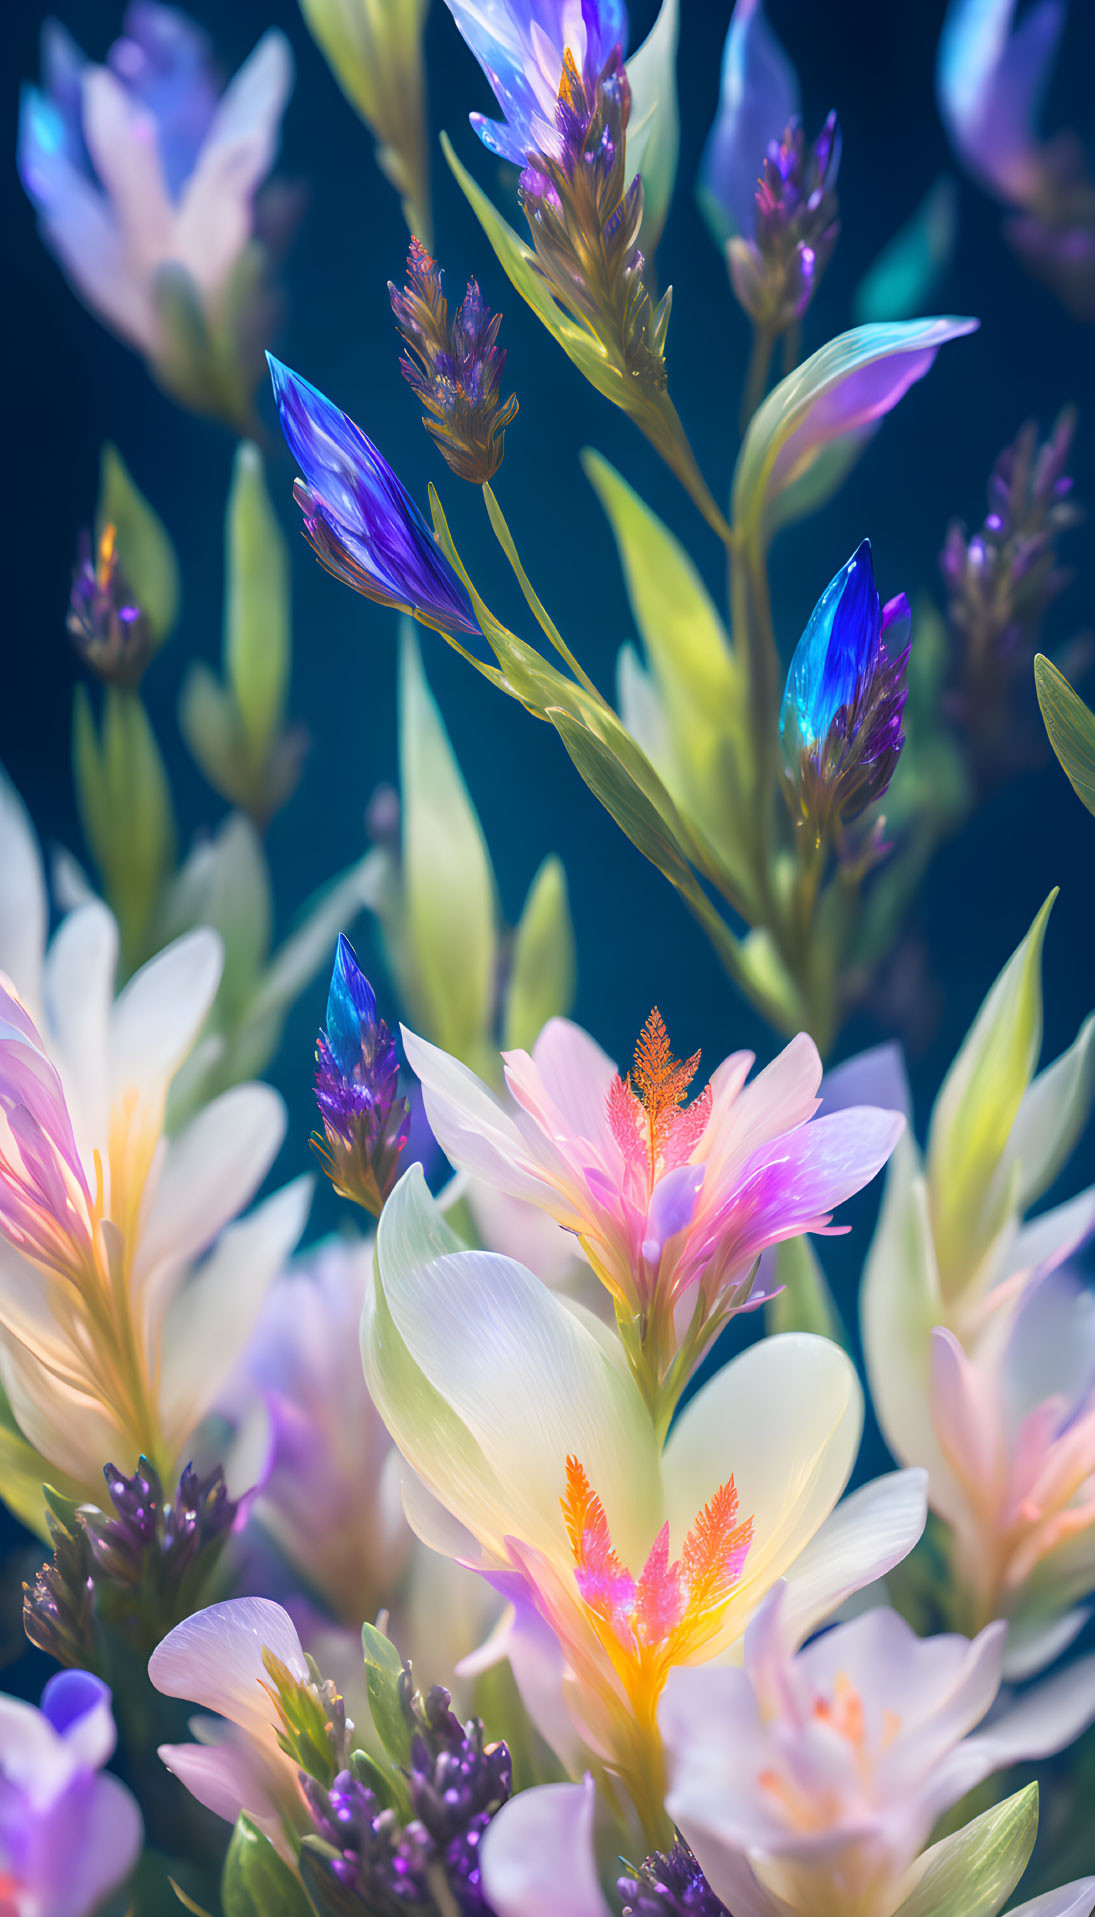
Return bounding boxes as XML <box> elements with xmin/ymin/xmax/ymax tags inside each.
<box><xmin>699</xmin><ymin>0</ymin><xmax>800</xmax><ymax>245</ymax></box>
<box><xmin>782</xmin><ymin>540</ymin><xmax>881</xmax><ymax>749</ymax></box>
<box><xmin>326</xmin><ymin>934</ymin><xmax>378</xmax><ymax>1079</ymax></box>
<box><xmin>445</xmin><ymin>0</ymin><xmax>628</xmax><ymax>165</ymax></box>
<box><xmin>267</xmin><ymin>354</ymin><xmax>479</xmax><ymax>637</ymax></box>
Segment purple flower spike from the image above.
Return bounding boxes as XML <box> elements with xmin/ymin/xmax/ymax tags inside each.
<box><xmin>390</xmin><ymin>239</ymin><xmax>518</xmax><ymax>484</ymax></box>
<box><xmin>941</xmin><ymin>407</ymin><xmax>1083</xmax><ymax>779</ymax></box>
<box><xmin>313</xmin><ymin>934</ymin><xmax>411</xmax><ymax>1217</ymax></box>
<box><xmin>68</xmin><ymin>522</ymin><xmax>154</xmax><ymax>687</ymax></box>
<box><xmin>620</xmin><ymin>1839</ymin><xmax>730</xmax><ymax>1917</ymax></box>
<box><xmin>699</xmin><ymin>0</ymin><xmax>800</xmax><ymax>245</ymax></box>
<box><xmin>781</xmin><ymin>540</ymin><xmax>911</xmax><ymax>848</ymax></box>
<box><xmin>267</xmin><ymin>354</ymin><xmax>481</xmax><ymax>637</ymax></box>
<box><xmin>728</xmin><ymin>111</ymin><xmax>842</xmax><ymax>336</ymax></box>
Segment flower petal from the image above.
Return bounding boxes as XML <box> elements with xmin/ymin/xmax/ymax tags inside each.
<box><xmin>149</xmin><ymin>1596</ymin><xmax>306</xmax><ymax>1738</ymax></box>
<box><xmin>481</xmin><ymin>1778</ymin><xmax>612</xmax><ymax>1917</ymax></box>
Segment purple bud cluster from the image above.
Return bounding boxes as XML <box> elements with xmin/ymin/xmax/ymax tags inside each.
<box><xmin>313</xmin><ymin>935</ymin><xmax>411</xmax><ymax>1216</ymax></box>
<box><xmin>390</xmin><ymin>240</ymin><xmax>518</xmax><ymax>484</ymax></box>
<box><xmin>301</xmin><ymin>1686</ymin><xmax>511</xmax><ymax>1917</ymax></box>
<box><xmin>728</xmin><ymin>113</ymin><xmax>841</xmax><ymax>335</ymax></box>
<box><xmin>619</xmin><ymin>1839</ymin><xmax>729</xmax><ymax>1917</ymax></box>
<box><xmin>941</xmin><ymin>408</ymin><xmax>1083</xmax><ymax>777</ymax></box>
<box><xmin>68</xmin><ymin>524</ymin><xmax>154</xmax><ymax>687</ymax></box>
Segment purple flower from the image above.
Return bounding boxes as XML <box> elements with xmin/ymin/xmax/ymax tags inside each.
<box><xmin>17</xmin><ymin>8</ymin><xmax>293</xmax><ymax>407</ymax></box>
<box><xmin>941</xmin><ymin>408</ymin><xmax>1083</xmax><ymax>778</ymax></box>
<box><xmin>300</xmin><ymin>1684</ymin><xmax>511</xmax><ymax>1917</ymax></box>
<box><xmin>699</xmin><ymin>0</ymin><xmax>800</xmax><ymax>244</ymax></box>
<box><xmin>781</xmin><ymin>540</ymin><xmax>911</xmax><ymax>840</ymax></box>
<box><xmin>619</xmin><ymin>1841</ymin><xmax>729</xmax><ymax>1917</ymax></box>
<box><xmin>268</xmin><ymin>355</ymin><xmax>481</xmax><ymax>637</ymax></box>
<box><xmin>727</xmin><ymin>112</ymin><xmax>842</xmax><ymax>335</ymax></box>
<box><xmin>443</xmin><ymin>0</ymin><xmax>629</xmax><ymax>167</ymax></box>
<box><xmin>67</xmin><ymin>521</ymin><xmax>154</xmax><ymax>687</ymax></box>
<box><xmin>0</xmin><ymin>1671</ymin><xmax>142</xmax><ymax>1917</ymax></box>
<box><xmin>313</xmin><ymin>934</ymin><xmax>412</xmax><ymax>1216</ymax></box>
<box><xmin>390</xmin><ymin>239</ymin><xmax>519</xmax><ymax>484</ymax></box>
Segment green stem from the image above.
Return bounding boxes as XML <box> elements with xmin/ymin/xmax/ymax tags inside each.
<box><xmin>740</xmin><ymin>325</ymin><xmax>774</xmax><ymax>434</ymax></box>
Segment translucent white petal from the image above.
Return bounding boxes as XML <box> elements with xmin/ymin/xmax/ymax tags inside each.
<box><xmin>110</xmin><ymin>927</ymin><xmax>223</xmax><ymax>1104</ymax></box>
<box><xmin>0</xmin><ymin>765</ymin><xmax>47</xmax><ymax>1011</ymax></box>
<box><xmin>140</xmin><ymin>1081</ymin><xmax>286</xmax><ymax>1280</ymax></box>
<box><xmin>481</xmin><ymin>1779</ymin><xmax>611</xmax><ymax>1917</ymax></box>
<box><xmin>779</xmin><ymin>1468</ymin><xmax>928</xmax><ymax>1644</ymax></box>
<box><xmin>173</xmin><ymin>30</ymin><xmax>293</xmax><ymax>292</ymax></box>
<box><xmin>149</xmin><ymin>1596</ymin><xmax>305</xmax><ymax>1738</ymax></box>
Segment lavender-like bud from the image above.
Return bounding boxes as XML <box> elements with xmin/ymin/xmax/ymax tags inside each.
<box><xmin>300</xmin><ymin>1685</ymin><xmax>511</xmax><ymax>1917</ymax></box>
<box><xmin>619</xmin><ymin>1839</ymin><xmax>729</xmax><ymax>1917</ymax></box>
<box><xmin>941</xmin><ymin>408</ymin><xmax>1083</xmax><ymax>776</ymax></box>
<box><xmin>781</xmin><ymin>540</ymin><xmax>911</xmax><ymax>850</ymax></box>
<box><xmin>24</xmin><ymin>1459</ymin><xmax>238</xmax><ymax>1668</ymax></box>
<box><xmin>313</xmin><ymin>935</ymin><xmax>411</xmax><ymax>1217</ymax></box>
<box><xmin>728</xmin><ymin>113</ymin><xmax>841</xmax><ymax>337</ymax></box>
<box><xmin>390</xmin><ymin>240</ymin><xmax>518</xmax><ymax>484</ymax></box>
<box><xmin>67</xmin><ymin>523</ymin><xmax>155</xmax><ymax>688</ymax></box>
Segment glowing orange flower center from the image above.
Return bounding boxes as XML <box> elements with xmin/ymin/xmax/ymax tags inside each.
<box><xmin>562</xmin><ymin>1455</ymin><xmax>753</xmax><ymax>1717</ymax></box>
<box><xmin>759</xmin><ymin>1674</ymin><xmax>902</xmax><ymax>1829</ymax></box>
<box><xmin>607</xmin><ymin>1008</ymin><xmax>712</xmax><ymax>1196</ymax></box>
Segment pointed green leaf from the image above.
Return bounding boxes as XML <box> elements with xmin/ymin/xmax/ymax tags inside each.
<box><xmin>400</xmin><ymin>625</ymin><xmax>497</xmax><ymax>1070</ymax></box>
<box><xmin>74</xmin><ymin>687</ymin><xmax>176</xmax><ymax>971</ymax></box>
<box><xmin>361</xmin><ymin>1622</ymin><xmax>413</xmax><ymax>1769</ymax></box>
<box><xmin>503</xmin><ymin>855</ymin><xmax>577</xmax><ymax>1052</ymax></box>
<box><xmin>927</xmin><ymin>895</ymin><xmax>1056</xmax><ymax>1292</ymax></box>
<box><xmin>97</xmin><ymin>444</ymin><xmax>180</xmax><ymax>643</ymax></box>
<box><xmin>731</xmin><ymin>319</ymin><xmax>979</xmax><ymax>554</ymax></box>
<box><xmin>853</xmin><ymin>177</ymin><xmax>959</xmax><ymax>325</ymax></box>
<box><xmin>225</xmin><ymin>442</ymin><xmax>290</xmax><ymax>760</ymax></box>
<box><xmin>1035</xmin><ymin>653</ymin><xmax>1095</xmax><ymax>819</ymax></box>
<box><xmin>891</xmin><ymin>1783</ymin><xmax>1038</xmax><ymax>1917</ymax></box>
<box><xmin>179</xmin><ymin>663</ymin><xmax>239</xmax><ymax>796</ymax></box>
<box><xmin>221</xmin><ymin>1815</ymin><xmax>311</xmax><ymax>1917</ymax></box>
<box><xmin>625</xmin><ymin>0</ymin><xmax>680</xmax><ymax>257</ymax></box>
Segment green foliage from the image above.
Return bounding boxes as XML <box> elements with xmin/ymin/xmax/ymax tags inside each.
<box><xmin>1035</xmin><ymin>652</ymin><xmax>1095</xmax><ymax>818</ymax></box>
<box><xmin>891</xmin><ymin>1784</ymin><xmax>1038</xmax><ymax>1917</ymax></box>
<box><xmin>503</xmin><ymin>855</ymin><xmax>576</xmax><ymax>1053</ymax></box>
<box><xmin>180</xmin><ymin>443</ymin><xmax>305</xmax><ymax>828</ymax></box>
<box><xmin>73</xmin><ymin>683</ymin><xmax>177</xmax><ymax>973</ymax></box>
<box><xmin>853</xmin><ymin>178</ymin><xmax>958</xmax><ymax>325</ymax></box>
<box><xmin>362</xmin><ymin>1621</ymin><xmax>414</xmax><ymax>1772</ymax></box>
<box><xmin>222</xmin><ymin>1816</ymin><xmax>312</xmax><ymax>1917</ymax></box>
<box><xmin>96</xmin><ymin>443</ymin><xmax>180</xmax><ymax>645</ymax></box>
<box><xmin>765</xmin><ymin>1234</ymin><xmax>848</xmax><ymax>1347</ymax></box>
<box><xmin>625</xmin><ymin>0</ymin><xmax>680</xmax><ymax>259</ymax></box>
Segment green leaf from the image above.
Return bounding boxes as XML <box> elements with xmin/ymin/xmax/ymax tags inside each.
<box><xmin>549</xmin><ymin>708</ymin><xmax>699</xmax><ymax>895</ymax></box>
<box><xmin>1034</xmin><ymin>653</ymin><xmax>1095</xmax><ymax>819</ymax></box>
<box><xmin>73</xmin><ymin>685</ymin><xmax>176</xmax><ymax>972</ymax></box>
<box><xmin>221</xmin><ymin>1816</ymin><xmax>312</xmax><ymax>1917</ymax></box>
<box><xmin>178</xmin><ymin>664</ymin><xmax>238</xmax><ymax>792</ymax></box>
<box><xmin>97</xmin><ymin>443</ymin><xmax>180</xmax><ymax>644</ymax></box>
<box><xmin>765</xmin><ymin>1234</ymin><xmax>847</xmax><ymax>1346</ymax></box>
<box><xmin>625</xmin><ymin>0</ymin><xmax>680</xmax><ymax>257</ymax></box>
<box><xmin>361</xmin><ymin>1622</ymin><xmax>413</xmax><ymax>1769</ymax></box>
<box><xmin>927</xmin><ymin>894</ymin><xmax>1056</xmax><ymax>1291</ymax></box>
<box><xmin>225</xmin><ymin>442</ymin><xmax>290</xmax><ymax>761</ymax></box>
<box><xmin>399</xmin><ymin>624</ymin><xmax>497</xmax><ymax>1072</ymax></box>
<box><xmin>891</xmin><ymin>1783</ymin><xmax>1038</xmax><ymax>1917</ymax></box>
<box><xmin>731</xmin><ymin>318</ymin><xmax>979</xmax><ymax>554</ymax></box>
<box><xmin>853</xmin><ymin>177</ymin><xmax>959</xmax><ymax>325</ymax></box>
<box><xmin>503</xmin><ymin>855</ymin><xmax>577</xmax><ymax>1052</ymax></box>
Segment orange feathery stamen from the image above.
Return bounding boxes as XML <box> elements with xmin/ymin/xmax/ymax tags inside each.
<box><xmin>608</xmin><ymin>1008</ymin><xmax>711</xmax><ymax>1193</ymax></box>
<box><xmin>562</xmin><ymin>1455</ymin><xmax>753</xmax><ymax>1717</ymax></box>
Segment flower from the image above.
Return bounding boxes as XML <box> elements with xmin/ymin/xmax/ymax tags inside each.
<box><xmin>0</xmin><ymin>1670</ymin><xmax>142</xmax><ymax>1917</ymax></box>
<box><xmin>936</xmin><ymin>0</ymin><xmax>1095</xmax><ymax>319</ymax></box>
<box><xmin>862</xmin><ymin>900</ymin><xmax>1095</xmax><ymax>1671</ymax></box>
<box><xmin>299</xmin><ymin>1684</ymin><xmax>511</xmax><ymax>1916</ymax></box>
<box><xmin>727</xmin><ymin>112</ymin><xmax>841</xmax><ymax>337</ymax></box>
<box><xmin>443</xmin><ymin>0</ymin><xmax>629</xmax><ymax>168</ymax></box>
<box><xmin>67</xmin><ymin>522</ymin><xmax>154</xmax><ymax>688</ymax></box>
<box><xmin>364</xmin><ymin>1167</ymin><xmax>927</xmax><ymax>1833</ymax></box>
<box><xmin>313</xmin><ymin>934</ymin><xmax>411</xmax><ymax>1217</ymax></box>
<box><xmin>0</xmin><ymin>765</ymin><xmax>309</xmax><ymax>1504</ymax></box>
<box><xmin>17</xmin><ymin>8</ymin><xmax>294</xmax><ymax>422</ymax></box>
<box><xmin>24</xmin><ymin>1455</ymin><xmax>239</xmax><ymax>1667</ymax></box>
<box><xmin>662</xmin><ymin>1588</ymin><xmax>1095</xmax><ymax>1917</ymax></box>
<box><xmin>780</xmin><ymin>540</ymin><xmax>911</xmax><ymax>842</ymax></box>
<box><xmin>940</xmin><ymin>409</ymin><xmax>1082</xmax><ymax>780</ymax></box>
<box><xmin>150</xmin><ymin>1596</ymin><xmax>332</xmax><ymax>1855</ymax></box>
<box><xmin>267</xmin><ymin>355</ymin><xmax>481</xmax><ymax>638</ymax></box>
<box><xmin>403</xmin><ymin>1010</ymin><xmax>902</xmax><ymax>1410</ymax></box>
<box><xmin>698</xmin><ymin>0</ymin><xmax>800</xmax><ymax>245</ymax></box>
<box><xmin>618</xmin><ymin>1840</ymin><xmax>728</xmax><ymax>1917</ymax></box>
<box><xmin>390</xmin><ymin>239</ymin><xmax>519</xmax><ymax>484</ymax></box>
<box><xmin>227</xmin><ymin>1234</ymin><xmax>413</xmax><ymax>1626</ymax></box>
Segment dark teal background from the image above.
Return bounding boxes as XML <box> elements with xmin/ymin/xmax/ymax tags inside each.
<box><xmin>3</xmin><ymin>0</ymin><xmax>1095</xmax><ymax>1692</ymax></box>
